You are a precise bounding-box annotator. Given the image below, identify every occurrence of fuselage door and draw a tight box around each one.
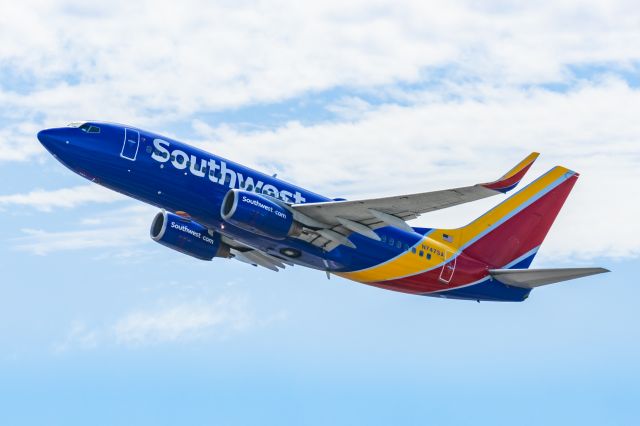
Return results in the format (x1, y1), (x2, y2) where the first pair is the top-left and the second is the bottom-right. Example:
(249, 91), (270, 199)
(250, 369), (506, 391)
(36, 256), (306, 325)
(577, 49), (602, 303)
(121, 128), (140, 161)
(438, 250), (457, 284)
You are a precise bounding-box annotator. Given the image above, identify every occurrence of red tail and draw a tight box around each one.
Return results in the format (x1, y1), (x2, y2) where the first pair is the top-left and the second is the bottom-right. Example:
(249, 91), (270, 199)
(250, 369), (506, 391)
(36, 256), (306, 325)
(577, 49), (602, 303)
(435, 166), (578, 268)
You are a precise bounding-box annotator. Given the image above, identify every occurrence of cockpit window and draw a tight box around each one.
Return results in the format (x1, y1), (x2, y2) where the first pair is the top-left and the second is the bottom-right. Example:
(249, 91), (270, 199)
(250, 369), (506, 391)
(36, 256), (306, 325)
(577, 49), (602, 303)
(79, 123), (101, 133)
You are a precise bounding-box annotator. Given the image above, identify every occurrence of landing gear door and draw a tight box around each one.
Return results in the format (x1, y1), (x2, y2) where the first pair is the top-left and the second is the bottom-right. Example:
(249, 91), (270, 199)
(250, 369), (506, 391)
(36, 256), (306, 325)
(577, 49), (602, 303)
(121, 128), (140, 161)
(438, 250), (457, 284)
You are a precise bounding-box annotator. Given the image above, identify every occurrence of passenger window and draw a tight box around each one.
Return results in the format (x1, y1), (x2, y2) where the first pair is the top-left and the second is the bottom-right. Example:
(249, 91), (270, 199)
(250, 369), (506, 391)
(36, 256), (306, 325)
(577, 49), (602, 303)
(247, 185), (253, 191)
(411, 247), (416, 254)
(389, 237), (395, 246)
(419, 250), (424, 257)
(396, 240), (402, 249)
(381, 235), (387, 243)
(426, 253), (432, 260)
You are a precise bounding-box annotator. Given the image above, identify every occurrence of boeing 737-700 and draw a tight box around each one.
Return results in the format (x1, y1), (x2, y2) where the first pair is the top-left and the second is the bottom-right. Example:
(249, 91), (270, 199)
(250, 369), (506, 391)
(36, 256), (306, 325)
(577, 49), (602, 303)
(37, 122), (608, 302)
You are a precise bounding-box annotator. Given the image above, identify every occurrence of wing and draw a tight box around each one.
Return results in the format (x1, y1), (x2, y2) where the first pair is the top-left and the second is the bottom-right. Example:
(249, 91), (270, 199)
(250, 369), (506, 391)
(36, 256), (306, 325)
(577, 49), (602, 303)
(291, 152), (539, 248)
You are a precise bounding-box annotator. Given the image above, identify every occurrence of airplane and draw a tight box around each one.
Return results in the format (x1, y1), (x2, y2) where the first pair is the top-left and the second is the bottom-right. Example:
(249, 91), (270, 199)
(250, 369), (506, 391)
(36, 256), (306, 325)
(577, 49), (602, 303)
(37, 121), (609, 302)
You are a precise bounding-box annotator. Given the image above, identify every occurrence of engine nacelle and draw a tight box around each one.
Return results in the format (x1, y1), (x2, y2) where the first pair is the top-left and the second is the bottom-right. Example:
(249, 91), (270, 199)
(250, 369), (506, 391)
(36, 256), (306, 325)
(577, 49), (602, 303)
(150, 210), (230, 260)
(221, 189), (301, 239)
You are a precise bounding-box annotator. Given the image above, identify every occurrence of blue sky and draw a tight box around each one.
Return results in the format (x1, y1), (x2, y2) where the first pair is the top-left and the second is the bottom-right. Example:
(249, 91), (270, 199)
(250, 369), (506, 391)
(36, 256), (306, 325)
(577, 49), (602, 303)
(1, 1), (639, 425)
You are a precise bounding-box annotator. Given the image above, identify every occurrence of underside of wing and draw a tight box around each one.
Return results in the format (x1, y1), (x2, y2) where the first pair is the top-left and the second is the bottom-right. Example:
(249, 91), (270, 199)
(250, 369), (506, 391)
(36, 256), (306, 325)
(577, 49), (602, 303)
(220, 235), (293, 272)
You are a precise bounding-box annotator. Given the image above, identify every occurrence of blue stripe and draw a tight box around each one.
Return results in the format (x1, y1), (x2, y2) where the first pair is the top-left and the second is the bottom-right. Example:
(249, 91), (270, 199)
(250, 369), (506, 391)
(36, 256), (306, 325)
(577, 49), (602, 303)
(492, 181), (519, 193)
(504, 246), (539, 269)
(426, 279), (531, 302)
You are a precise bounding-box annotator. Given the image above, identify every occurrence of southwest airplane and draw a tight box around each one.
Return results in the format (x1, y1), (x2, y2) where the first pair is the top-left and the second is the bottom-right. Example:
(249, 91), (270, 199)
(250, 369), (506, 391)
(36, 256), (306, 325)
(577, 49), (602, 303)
(37, 122), (608, 302)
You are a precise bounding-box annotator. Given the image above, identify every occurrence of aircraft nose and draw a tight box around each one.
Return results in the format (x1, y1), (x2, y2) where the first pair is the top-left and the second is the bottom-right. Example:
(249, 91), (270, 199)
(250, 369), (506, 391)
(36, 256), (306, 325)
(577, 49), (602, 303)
(38, 129), (54, 148)
(37, 128), (65, 153)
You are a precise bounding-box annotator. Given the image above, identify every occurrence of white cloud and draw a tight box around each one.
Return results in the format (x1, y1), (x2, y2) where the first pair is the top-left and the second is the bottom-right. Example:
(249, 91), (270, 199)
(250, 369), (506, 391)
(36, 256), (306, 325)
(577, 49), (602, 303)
(112, 296), (254, 345)
(12, 204), (155, 255)
(0, 122), (45, 162)
(53, 320), (99, 353)
(0, 184), (125, 211)
(53, 294), (286, 351)
(2, 0), (640, 160)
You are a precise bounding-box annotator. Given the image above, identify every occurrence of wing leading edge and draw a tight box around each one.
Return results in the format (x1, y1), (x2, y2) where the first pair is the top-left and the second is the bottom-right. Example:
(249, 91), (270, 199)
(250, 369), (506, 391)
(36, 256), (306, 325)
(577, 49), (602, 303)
(292, 152), (540, 229)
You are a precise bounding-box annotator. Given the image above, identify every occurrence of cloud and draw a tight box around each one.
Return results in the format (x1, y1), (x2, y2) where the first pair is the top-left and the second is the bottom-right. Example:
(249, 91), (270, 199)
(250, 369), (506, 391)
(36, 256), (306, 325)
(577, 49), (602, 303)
(0, 122), (45, 162)
(53, 294), (286, 351)
(112, 296), (255, 345)
(2, 1), (640, 160)
(12, 204), (155, 255)
(0, 184), (125, 212)
(53, 320), (99, 353)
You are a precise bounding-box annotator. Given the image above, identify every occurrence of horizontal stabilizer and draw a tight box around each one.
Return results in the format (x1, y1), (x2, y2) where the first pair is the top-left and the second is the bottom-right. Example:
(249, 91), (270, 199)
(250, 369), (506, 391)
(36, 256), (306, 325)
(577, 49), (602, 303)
(489, 267), (609, 289)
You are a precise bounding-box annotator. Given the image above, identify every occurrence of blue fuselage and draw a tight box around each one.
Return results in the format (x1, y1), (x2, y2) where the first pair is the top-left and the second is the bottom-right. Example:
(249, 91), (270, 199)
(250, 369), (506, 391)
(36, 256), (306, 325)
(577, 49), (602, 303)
(37, 122), (421, 273)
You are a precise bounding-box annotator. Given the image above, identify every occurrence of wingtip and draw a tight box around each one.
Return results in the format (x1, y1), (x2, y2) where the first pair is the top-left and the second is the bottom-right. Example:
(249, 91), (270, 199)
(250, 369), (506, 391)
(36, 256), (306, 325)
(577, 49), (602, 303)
(504, 152), (540, 179)
(481, 152), (540, 193)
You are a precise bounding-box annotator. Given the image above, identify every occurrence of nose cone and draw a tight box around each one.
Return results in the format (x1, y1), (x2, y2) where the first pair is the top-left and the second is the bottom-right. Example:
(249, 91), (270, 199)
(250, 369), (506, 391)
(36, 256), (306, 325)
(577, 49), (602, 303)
(38, 127), (69, 156)
(38, 128), (57, 151)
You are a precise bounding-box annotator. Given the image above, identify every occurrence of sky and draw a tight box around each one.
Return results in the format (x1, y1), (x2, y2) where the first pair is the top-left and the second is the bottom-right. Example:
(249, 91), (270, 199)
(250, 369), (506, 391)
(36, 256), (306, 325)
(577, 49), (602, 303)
(0, 1), (639, 425)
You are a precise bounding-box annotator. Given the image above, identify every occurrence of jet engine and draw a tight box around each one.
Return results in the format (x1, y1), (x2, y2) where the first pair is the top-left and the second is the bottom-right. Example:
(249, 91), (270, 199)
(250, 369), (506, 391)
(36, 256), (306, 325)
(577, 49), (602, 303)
(150, 210), (230, 260)
(221, 189), (302, 239)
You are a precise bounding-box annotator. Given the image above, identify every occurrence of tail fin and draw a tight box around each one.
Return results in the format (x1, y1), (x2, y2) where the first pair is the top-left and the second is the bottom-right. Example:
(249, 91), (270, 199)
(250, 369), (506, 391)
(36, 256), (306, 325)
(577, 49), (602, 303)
(434, 166), (578, 268)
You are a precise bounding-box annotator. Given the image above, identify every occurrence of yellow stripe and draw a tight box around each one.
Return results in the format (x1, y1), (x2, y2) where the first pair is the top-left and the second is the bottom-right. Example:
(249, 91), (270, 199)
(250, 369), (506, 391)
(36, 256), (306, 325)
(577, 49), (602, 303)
(499, 152), (539, 180)
(339, 166), (570, 284)
(335, 236), (451, 283)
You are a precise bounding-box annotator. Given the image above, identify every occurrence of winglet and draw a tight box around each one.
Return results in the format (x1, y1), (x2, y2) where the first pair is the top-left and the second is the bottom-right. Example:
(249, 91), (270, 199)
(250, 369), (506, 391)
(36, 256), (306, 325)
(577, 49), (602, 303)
(481, 152), (540, 193)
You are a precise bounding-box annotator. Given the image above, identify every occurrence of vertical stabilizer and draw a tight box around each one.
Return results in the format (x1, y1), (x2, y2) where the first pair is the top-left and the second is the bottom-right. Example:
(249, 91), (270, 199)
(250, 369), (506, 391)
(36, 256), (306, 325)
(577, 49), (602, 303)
(433, 166), (578, 268)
